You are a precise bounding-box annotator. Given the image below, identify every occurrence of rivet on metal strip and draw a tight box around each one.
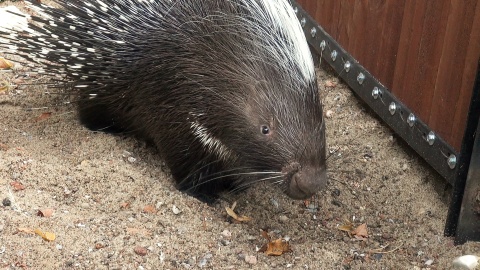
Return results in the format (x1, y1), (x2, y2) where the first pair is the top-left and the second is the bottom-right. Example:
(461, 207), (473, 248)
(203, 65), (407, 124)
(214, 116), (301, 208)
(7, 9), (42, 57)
(344, 61), (351, 72)
(407, 113), (416, 127)
(372, 87), (382, 99)
(389, 102), (396, 115)
(427, 131), (436, 145)
(331, 50), (338, 61)
(357, 72), (365, 84)
(447, 154), (457, 169)
(320, 40), (326, 51)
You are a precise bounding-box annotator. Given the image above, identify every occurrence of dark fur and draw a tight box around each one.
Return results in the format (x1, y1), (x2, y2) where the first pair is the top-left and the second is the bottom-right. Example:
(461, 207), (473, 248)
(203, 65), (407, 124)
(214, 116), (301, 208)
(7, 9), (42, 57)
(1, 0), (327, 200)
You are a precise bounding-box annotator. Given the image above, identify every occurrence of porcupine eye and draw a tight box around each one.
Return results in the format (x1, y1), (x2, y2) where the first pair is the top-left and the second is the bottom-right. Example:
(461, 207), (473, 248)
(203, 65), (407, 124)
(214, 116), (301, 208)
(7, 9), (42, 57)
(260, 125), (270, 135)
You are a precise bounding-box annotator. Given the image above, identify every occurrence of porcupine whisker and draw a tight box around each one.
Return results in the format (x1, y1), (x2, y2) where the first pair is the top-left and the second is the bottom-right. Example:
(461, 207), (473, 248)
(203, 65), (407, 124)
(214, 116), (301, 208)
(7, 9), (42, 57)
(225, 174), (285, 196)
(186, 170), (283, 192)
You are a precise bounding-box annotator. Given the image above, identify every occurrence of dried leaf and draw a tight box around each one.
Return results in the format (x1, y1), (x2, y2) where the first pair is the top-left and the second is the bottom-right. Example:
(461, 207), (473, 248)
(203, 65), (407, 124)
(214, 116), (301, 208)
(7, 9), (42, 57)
(10, 181), (25, 191)
(17, 227), (35, 234)
(0, 80), (9, 93)
(352, 223), (368, 238)
(260, 229), (270, 241)
(37, 208), (54, 218)
(0, 57), (14, 69)
(142, 205), (156, 213)
(34, 228), (56, 241)
(120, 202), (130, 209)
(225, 201), (251, 222)
(338, 221), (353, 232)
(264, 238), (291, 256)
(35, 112), (52, 122)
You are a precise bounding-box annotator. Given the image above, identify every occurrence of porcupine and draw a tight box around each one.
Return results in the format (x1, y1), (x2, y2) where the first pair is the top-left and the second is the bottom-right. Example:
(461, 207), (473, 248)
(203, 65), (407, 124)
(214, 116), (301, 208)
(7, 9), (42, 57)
(0, 0), (327, 201)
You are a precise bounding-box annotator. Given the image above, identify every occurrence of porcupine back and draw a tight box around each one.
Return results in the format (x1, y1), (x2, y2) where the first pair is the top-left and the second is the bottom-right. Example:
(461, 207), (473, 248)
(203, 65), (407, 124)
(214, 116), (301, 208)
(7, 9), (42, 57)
(0, 0), (327, 201)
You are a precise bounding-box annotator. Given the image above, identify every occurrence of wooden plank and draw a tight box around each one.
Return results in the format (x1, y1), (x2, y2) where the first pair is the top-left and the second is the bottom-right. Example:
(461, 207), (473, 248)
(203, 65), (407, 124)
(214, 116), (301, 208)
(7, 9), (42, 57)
(373, 0), (406, 89)
(448, 0), (480, 150)
(296, 0), (479, 151)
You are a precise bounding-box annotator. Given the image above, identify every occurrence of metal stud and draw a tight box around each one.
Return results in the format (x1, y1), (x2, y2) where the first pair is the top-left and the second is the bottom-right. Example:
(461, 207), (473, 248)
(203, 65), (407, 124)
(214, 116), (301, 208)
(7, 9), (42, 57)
(357, 73), (365, 85)
(388, 102), (396, 115)
(407, 113), (416, 127)
(320, 40), (326, 51)
(310, 27), (317, 37)
(372, 87), (382, 99)
(300, 18), (306, 27)
(427, 131), (435, 145)
(331, 50), (338, 61)
(344, 61), (351, 72)
(293, 6), (299, 14)
(447, 154), (457, 169)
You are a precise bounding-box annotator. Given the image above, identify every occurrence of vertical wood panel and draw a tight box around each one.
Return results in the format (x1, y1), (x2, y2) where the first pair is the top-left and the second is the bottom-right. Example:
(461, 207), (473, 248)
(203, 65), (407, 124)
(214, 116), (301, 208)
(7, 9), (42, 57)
(297, 0), (480, 151)
(392, 0), (428, 118)
(373, 0), (406, 88)
(451, 1), (480, 148)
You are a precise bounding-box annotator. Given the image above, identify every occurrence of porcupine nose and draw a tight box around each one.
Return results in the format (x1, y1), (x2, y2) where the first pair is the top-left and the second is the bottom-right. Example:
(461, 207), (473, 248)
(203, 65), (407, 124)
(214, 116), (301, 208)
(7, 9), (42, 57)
(286, 165), (327, 200)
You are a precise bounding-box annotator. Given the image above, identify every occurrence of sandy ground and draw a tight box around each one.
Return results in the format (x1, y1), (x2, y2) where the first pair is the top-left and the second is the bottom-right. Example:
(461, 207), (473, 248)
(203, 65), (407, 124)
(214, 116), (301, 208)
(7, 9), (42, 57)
(1, 2), (480, 270)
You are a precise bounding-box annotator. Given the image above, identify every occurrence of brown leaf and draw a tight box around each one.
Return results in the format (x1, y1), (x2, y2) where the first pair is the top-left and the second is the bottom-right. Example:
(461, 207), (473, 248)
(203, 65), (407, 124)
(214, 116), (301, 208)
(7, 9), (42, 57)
(260, 229), (270, 241)
(264, 238), (291, 256)
(35, 112), (52, 122)
(10, 181), (25, 191)
(225, 201), (251, 222)
(37, 208), (54, 218)
(0, 80), (9, 93)
(352, 223), (368, 238)
(0, 57), (14, 69)
(34, 228), (56, 241)
(142, 205), (156, 213)
(338, 221), (353, 232)
(120, 202), (130, 209)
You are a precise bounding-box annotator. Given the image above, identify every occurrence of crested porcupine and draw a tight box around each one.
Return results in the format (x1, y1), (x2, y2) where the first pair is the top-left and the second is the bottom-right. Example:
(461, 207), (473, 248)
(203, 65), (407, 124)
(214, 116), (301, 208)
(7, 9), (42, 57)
(0, 0), (327, 201)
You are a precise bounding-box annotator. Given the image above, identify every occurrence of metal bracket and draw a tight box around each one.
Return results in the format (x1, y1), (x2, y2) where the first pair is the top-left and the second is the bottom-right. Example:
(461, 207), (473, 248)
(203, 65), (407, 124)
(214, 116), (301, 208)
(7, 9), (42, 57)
(291, 2), (458, 185)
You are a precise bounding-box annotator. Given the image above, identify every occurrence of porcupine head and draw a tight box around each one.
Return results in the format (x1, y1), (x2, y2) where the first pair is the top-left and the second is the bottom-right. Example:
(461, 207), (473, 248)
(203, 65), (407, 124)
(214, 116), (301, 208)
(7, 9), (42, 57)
(1, 0), (327, 201)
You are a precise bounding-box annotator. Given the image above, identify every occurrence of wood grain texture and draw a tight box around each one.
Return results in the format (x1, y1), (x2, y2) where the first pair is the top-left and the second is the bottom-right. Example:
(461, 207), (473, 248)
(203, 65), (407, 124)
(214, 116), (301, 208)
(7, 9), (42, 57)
(297, 0), (480, 151)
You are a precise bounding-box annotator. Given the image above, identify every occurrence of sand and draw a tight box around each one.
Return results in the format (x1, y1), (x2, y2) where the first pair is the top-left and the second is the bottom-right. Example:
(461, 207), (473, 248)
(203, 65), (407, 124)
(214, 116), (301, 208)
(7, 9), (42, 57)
(1, 2), (480, 269)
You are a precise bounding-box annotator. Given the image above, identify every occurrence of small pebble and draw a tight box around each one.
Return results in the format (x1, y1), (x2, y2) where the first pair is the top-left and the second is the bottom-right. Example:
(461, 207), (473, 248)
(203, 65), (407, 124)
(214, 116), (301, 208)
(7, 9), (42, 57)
(221, 229), (232, 238)
(325, 110), (334, 118)
(453, 255), (479, 270)
(81, 202), (90, 208)
(172, 205), (181, 215)
(425, 259), (434, 266)
(244, 255), (257, 265)
(127, 156), (136, 163)
(2, 198), (11, 207)
(134, 246), (148, 256)
(279, 215), (288, 222)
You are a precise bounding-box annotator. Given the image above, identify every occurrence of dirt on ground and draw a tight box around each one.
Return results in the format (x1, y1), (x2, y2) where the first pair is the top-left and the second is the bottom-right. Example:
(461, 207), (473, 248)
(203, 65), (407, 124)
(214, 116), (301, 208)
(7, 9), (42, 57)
(1, 2), (480, 270)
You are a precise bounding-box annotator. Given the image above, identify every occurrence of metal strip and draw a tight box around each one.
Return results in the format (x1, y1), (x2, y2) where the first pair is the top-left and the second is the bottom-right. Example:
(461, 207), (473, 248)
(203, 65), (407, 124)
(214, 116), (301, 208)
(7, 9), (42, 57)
(291, 2), (459, 184)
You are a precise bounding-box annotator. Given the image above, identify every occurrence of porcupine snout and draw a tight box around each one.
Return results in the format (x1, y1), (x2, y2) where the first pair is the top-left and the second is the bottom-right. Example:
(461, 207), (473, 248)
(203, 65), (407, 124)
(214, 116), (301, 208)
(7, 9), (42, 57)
(284, 163), (327, 200)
